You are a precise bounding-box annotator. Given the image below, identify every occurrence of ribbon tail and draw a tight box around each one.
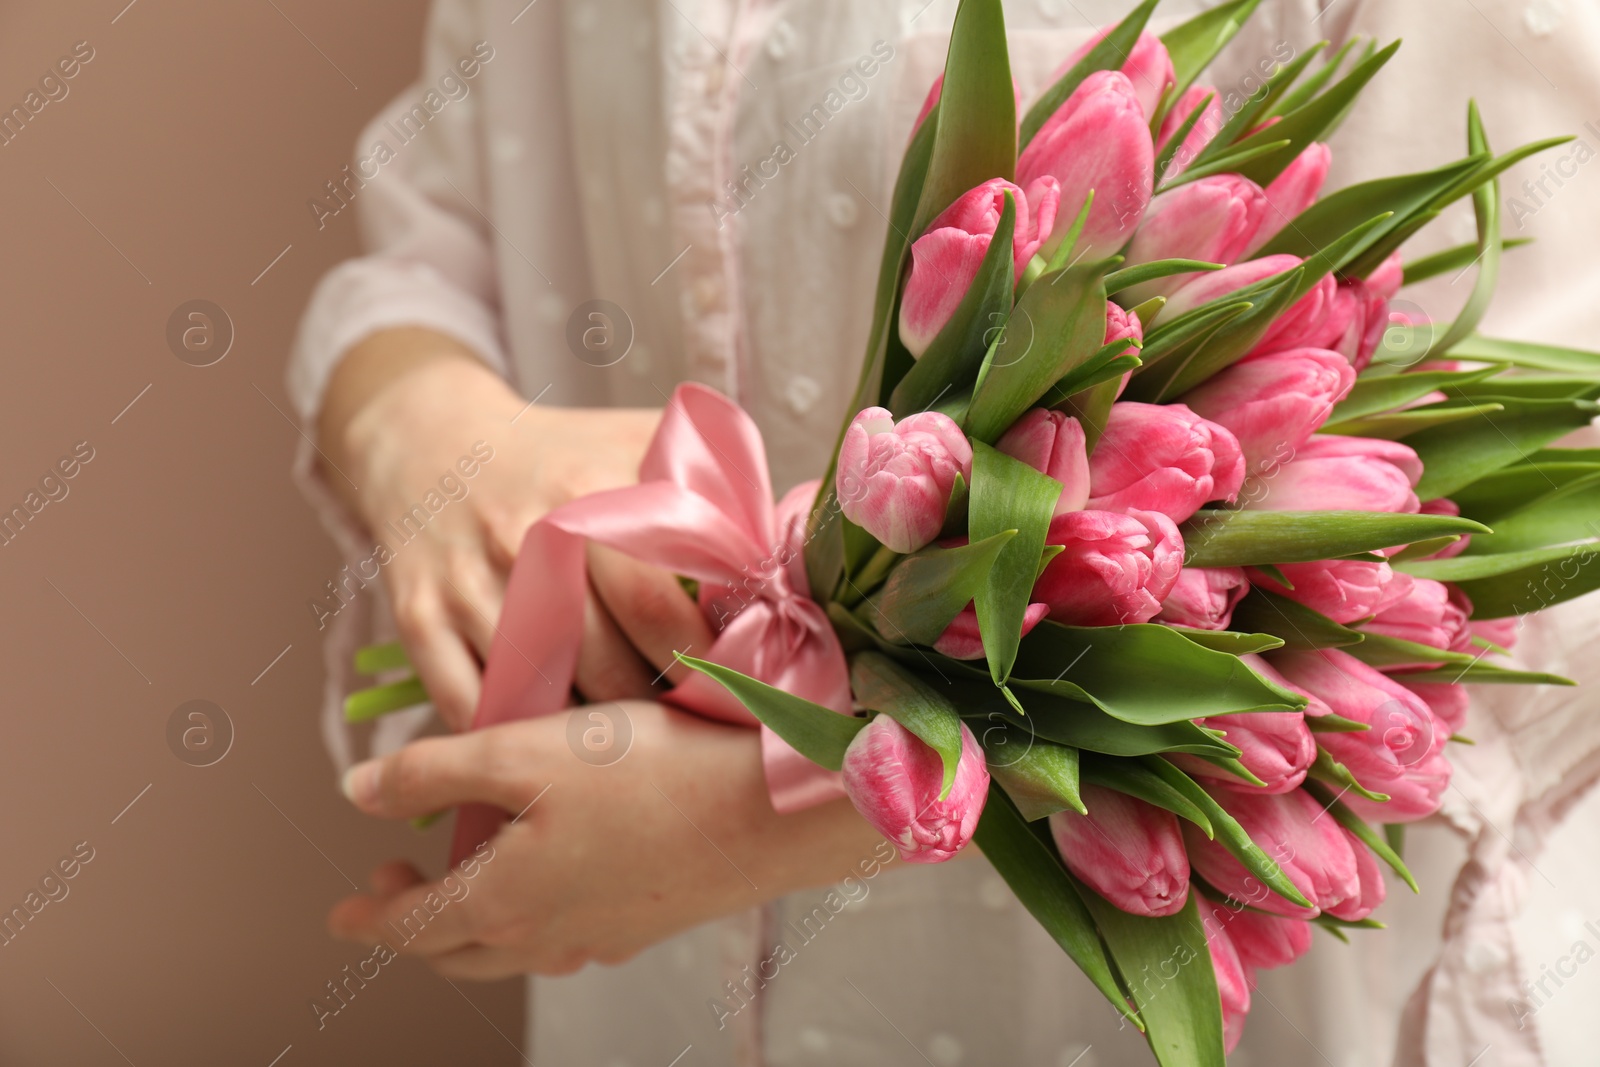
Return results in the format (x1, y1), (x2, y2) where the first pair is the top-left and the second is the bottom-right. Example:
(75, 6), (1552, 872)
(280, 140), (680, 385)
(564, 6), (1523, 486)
(449, 520), (586, 867)
(762, 725), (847, 812)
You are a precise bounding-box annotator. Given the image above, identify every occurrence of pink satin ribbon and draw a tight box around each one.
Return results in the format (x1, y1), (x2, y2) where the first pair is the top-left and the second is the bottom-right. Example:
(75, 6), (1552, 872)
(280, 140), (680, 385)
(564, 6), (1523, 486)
(451, 383), (852, 865)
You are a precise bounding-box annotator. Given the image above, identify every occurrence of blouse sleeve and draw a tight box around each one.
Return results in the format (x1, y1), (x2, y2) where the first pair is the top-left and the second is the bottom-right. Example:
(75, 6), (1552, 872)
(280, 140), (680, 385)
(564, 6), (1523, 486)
(286, 0), (511, 424)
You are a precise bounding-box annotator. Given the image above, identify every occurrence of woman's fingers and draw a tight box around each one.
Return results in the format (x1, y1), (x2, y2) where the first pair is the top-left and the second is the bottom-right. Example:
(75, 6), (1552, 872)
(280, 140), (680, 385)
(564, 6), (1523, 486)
(439, 549), (506, 662)
(328, 878), (480, 955)
(587, 544), (715, 687)
(391, 582), (483, 732)
(341, 728), (540, 819)
(572, 585), (660, 703)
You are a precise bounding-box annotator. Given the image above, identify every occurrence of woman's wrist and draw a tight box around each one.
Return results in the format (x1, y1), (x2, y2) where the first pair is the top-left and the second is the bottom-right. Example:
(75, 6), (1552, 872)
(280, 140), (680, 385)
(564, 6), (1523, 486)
(317, 328), (509, 512)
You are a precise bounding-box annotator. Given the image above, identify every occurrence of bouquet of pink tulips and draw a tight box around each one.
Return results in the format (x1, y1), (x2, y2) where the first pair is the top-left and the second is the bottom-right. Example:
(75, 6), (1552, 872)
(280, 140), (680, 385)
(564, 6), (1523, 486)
(346, 0), (1600, 1060)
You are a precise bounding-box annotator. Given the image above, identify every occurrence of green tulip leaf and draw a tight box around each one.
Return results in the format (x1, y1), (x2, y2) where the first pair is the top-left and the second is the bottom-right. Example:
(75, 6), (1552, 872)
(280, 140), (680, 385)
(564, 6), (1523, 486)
(979, 724), (1086, 819)
(974, 786), (1139, 1027)
(890, 193), (1017, 416)
(909, 0), (1015, 238)
(969, 443), (1062, 686)
(1181, 509), (1489, 568)
(967, 260), (1114, 443)
(677, 655), (864, 770)
(866, 530), (1016, 645)
(1409, 398), (1600, 500)
(1073, 887), (1227, 1067)
(1080, 754), (1215, 836)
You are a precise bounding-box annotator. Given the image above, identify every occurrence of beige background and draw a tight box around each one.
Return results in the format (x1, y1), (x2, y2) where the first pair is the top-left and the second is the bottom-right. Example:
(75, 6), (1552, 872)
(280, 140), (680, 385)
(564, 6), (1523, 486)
(0, 1), (524, 1062)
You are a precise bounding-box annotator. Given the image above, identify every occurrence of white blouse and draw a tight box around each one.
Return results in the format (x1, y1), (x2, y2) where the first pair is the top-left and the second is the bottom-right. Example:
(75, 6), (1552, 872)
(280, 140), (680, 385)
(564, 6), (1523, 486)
(289, 0), (1600, 1063)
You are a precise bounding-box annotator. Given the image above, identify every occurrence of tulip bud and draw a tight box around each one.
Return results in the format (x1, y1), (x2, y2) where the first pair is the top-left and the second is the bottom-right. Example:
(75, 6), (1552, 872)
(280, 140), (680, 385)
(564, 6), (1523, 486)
(1122, 176), (1271, 303)
(1183, 786), (1376, 919)
(1179, 348), (1355, 478)
(1245, 434), (1422, 514)
(1472, 616), (1521, 652)
(1050, 785), (1190, 917)
(842, 716), (990, 863)
(1088, 402), (1246, 523)
(1156, 566), (1249, 631)
(1162, 255), (1301, 323)
(1017, 71), (1154, 261)
(899, 177), (1062, 357)
(1157, 85), (1223, 179)
(1171, 654), (1323, 792)
(1200, 910), (1252, 1053)
(1350, 252), (1407, 370)
(934, 601), (1050, 660)
(1053, 30), (1176, 119)
(1035, 508), (1184, 626)
(1242, 143), (1332, 255)
(1397, 679), (1469, 734)
(1104, 300), (1144, 397)
(1249, 559), (1413, 625)
(1217, 908), (1313, 971)
(1251, 273), (1343, 357)
(836, 408), (973, 553)
(1271, 648), (1451, 822)
(1176, 709), (1315, 795)
(1360, 578), (1474, 656)
(996, 409), (1090, 516)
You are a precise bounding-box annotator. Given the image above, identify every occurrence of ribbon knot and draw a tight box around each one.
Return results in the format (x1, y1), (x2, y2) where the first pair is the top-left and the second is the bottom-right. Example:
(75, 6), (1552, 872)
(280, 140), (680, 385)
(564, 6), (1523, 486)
(451, 384), (852, 863)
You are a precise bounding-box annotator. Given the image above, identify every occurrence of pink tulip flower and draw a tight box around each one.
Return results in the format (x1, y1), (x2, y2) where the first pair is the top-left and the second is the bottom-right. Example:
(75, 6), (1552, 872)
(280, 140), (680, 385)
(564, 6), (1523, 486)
(933, 601), (1050, 660)
(1104, 299), (1144, 397)
(1035, 508), (1184, 626)
(1219, 908), (1314, 971)
(1201, 910), (1252, 1053)
(1050, 785), (1190, 917)
(1251, 273), (1342, 356)
(842, 715), (989, 863)
(836, 408), (972, 553)
(1323, 251), (1406, 370)
(1172, 653), (1328, 792)
(1175, 710), (1315, 795)
(1248, 559), (1413, 625)
(1360, 578), (1474, 655)
(1017, 71), (1154, 261)
(1271, 648), (1451, 822)
(1246, 434), (1423, 514)
(1179, 347), (1356, 478)
(1161, 255), (1301, 323)
(1184, 786), (1380, 919)
(1087, 403), (1246, 523)
(1399, 679), (1470, 734)
(1053, 29), (1176, 120)
(1472, 616), (1521, 652)
(1157, 85), (1223, 179)
(1155, 566), (1249, 631)
(899, 177), (1062, 357)
(996, 409), (1091, 516)
(1242, 143), (1333, 255)
(1122, 175), (1271, 303)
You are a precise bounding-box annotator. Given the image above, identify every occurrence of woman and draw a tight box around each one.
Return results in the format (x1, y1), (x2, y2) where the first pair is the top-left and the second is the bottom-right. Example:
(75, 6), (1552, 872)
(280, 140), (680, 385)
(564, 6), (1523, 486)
(291, 0), (1600, 1062)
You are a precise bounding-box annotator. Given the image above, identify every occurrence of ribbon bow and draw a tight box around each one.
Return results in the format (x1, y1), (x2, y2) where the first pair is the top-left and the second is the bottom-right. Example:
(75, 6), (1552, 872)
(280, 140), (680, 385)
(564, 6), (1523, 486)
(452, 384), (851, 863)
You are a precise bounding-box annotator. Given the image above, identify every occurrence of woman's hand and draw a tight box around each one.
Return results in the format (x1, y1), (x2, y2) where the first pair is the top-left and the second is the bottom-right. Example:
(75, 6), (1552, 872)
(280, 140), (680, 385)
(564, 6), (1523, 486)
(328, 702), (888, 977)
(317, 328), (711, 728)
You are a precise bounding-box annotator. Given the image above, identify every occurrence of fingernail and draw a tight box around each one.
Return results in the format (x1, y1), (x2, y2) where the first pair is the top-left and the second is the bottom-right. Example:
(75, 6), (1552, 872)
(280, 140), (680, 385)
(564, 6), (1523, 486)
(342, 760), (379, 808)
